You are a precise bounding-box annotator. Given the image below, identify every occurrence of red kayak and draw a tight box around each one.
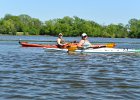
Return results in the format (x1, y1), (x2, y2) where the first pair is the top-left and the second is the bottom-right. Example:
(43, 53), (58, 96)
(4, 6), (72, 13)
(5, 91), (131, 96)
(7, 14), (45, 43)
(19, 41), (78, 48)
(19, 41), (58, 48)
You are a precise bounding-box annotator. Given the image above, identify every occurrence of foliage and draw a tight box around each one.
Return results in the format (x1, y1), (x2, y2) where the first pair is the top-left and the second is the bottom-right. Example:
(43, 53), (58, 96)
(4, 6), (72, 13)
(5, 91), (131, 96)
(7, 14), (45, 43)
(128, 19), (140, 38)
(0, 14), (140, 38)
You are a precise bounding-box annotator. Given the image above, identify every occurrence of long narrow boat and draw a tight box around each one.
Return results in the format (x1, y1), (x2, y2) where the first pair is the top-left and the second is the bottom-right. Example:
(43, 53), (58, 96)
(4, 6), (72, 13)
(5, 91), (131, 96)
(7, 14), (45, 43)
(74, 48), (140, 53)
(19, 41), (58, 48)
(19, 41), (78, 48)
(44, 47), (140, 53)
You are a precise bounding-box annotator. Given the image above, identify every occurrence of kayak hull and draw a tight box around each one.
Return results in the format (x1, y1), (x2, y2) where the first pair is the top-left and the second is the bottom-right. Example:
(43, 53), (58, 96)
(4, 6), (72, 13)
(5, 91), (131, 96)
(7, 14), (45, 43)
(44, 48), (140, 53)
(19, 41), (78, 48)
(45, 48), (68, 52)
(19, 41), (58, 48)
(75, 48), (140, 53)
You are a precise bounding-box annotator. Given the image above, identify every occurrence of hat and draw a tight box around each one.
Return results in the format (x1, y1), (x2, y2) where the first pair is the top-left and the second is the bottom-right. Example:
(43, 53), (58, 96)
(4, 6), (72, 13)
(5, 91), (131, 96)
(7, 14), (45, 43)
(59, 33), (63, 36)
(82, 33), (87, 37)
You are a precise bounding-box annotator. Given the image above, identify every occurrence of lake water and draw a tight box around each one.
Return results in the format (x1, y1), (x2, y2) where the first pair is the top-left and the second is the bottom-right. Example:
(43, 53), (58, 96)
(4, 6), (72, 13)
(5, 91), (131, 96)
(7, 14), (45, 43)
(0, 36), (140, 100)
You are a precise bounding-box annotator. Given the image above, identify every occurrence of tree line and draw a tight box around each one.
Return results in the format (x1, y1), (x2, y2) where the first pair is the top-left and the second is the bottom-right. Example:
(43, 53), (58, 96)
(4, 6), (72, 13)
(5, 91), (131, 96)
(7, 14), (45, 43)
(0, 14), (140, 38)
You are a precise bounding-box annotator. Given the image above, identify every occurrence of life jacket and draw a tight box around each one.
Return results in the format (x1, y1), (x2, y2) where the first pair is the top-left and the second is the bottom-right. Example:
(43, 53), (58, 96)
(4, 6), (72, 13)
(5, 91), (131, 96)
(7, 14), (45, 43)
(82, 40), (91, 48)
(57, 38), (65, 48)
(60, 39), (65, 44)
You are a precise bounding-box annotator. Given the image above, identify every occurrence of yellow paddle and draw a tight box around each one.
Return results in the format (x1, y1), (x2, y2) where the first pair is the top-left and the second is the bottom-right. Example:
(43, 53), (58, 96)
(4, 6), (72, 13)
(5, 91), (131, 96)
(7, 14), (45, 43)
(104, 43), (116, 48)
(67, 43), (116, 52)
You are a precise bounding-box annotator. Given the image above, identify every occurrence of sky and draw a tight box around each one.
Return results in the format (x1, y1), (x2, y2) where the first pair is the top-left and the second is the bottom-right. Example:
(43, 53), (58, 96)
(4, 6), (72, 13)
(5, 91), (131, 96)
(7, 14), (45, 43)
(0, 0), (140, 25)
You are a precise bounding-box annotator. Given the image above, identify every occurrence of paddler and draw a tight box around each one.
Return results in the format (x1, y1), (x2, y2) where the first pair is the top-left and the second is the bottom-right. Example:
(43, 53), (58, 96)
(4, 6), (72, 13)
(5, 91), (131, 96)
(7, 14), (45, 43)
(78, 33), (104, 49)
(57, 33), (67, 48)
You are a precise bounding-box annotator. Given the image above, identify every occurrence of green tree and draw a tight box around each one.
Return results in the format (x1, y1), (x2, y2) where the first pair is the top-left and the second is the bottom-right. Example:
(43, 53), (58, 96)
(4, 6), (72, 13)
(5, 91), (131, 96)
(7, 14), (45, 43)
(128, 18), (140, 38)
(0, 19), (16, 35)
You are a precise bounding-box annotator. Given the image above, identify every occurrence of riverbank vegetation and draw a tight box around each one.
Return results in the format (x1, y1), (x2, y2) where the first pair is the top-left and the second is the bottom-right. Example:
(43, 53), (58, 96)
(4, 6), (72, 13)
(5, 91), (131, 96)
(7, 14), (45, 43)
(0, 14), (140, 38)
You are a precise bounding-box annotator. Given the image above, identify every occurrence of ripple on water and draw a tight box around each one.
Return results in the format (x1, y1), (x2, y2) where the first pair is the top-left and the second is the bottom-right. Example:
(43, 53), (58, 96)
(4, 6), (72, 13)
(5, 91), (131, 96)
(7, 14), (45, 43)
(0, 42), (140, 99)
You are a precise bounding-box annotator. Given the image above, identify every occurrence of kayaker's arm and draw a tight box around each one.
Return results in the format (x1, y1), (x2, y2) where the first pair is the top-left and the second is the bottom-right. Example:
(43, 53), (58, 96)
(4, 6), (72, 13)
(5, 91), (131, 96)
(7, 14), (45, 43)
(77, 40), (84, 48)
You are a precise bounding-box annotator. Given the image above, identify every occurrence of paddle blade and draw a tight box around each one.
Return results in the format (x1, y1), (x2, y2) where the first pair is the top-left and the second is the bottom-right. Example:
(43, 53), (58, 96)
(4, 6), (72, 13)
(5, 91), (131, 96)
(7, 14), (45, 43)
(66, 43), (78, 52)
(67, 46), (77, 51)
(105, 43), (116, 48)
(68, 47), (77, 51)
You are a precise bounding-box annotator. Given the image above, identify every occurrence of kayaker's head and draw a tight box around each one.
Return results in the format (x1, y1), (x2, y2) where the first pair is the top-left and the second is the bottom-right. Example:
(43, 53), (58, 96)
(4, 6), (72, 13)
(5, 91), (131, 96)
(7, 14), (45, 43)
(81, 33), (87, 39)
(58, 33), (63, 38)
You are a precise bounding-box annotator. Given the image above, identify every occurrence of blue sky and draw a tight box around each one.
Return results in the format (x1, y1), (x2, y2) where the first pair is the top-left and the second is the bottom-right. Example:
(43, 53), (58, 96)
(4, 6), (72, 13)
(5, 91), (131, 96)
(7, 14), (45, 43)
(0, 0), (140, 25)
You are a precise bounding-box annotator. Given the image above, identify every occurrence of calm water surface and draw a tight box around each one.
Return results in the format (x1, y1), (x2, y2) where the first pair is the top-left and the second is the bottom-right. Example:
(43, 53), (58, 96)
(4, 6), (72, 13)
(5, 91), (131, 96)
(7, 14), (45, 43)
(0, 36), (140, 100)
